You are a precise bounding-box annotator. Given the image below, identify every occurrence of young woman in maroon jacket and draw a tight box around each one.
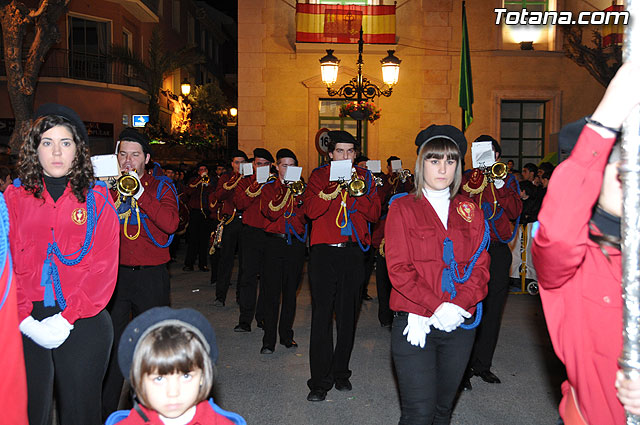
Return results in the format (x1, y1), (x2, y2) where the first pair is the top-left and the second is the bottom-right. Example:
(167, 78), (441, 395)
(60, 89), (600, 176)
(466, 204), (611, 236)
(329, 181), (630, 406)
(5, 104), (119, 425)
(385, 125), (489, 425)
(532, 62), (640, 425)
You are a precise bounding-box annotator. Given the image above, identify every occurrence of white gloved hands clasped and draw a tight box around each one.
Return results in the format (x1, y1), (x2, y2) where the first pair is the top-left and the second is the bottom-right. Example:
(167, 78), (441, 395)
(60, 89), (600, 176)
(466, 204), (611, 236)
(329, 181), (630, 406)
(129, 170), (145, 200)
(20, 314), (74, 349)
(403, 313), (431, 348)
(429, 302), (471, 333)
(493, 179), (505, 189)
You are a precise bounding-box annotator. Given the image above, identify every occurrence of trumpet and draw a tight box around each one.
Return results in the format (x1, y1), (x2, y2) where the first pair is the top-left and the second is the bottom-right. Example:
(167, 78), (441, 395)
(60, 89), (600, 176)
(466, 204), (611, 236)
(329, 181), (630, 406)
(340, 169), (367, 197)
(201, 174), (210, 185)
(116, 171), (140, 197)
(399, 169), (413, 184)
(482, 162), (507, 182)
(287, 180), (306, 197)
(373, 175), (384, 187)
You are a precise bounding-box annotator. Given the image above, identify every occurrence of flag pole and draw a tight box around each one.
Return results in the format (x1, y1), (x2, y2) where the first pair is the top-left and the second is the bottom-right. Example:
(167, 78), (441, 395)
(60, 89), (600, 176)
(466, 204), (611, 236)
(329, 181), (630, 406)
(619, 0), (640, 423)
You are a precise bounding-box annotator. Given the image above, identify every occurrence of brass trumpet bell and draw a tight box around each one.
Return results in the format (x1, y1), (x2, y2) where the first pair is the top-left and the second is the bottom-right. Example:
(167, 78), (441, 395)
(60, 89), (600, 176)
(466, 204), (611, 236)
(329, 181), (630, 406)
(346, 172), (367, 197)
(288, 180), (306, 196)
(117, 172), (139, 197)
(488, 162), (507, 181)
(202, 175), (210, 184)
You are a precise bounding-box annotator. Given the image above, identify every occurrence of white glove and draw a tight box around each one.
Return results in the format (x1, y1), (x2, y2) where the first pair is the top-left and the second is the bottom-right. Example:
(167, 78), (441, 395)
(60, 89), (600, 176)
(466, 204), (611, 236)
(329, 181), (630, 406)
(129, 170), (145, 200)
(493, 179), (505, 189)
(20, 314), (73, 349)
(403, 313), (431, 348)
(430, 302), (471, 333)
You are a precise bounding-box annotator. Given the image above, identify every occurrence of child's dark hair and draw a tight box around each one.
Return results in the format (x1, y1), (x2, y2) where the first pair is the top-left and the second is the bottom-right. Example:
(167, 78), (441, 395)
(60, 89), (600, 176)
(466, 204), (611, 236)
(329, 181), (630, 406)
(130, 324), (215, 407)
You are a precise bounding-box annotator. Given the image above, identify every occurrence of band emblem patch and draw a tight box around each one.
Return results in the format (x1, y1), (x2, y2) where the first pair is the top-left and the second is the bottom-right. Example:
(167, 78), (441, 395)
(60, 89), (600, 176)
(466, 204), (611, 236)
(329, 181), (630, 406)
(72, 208), (87, 225)
(457, 201), (475, 223)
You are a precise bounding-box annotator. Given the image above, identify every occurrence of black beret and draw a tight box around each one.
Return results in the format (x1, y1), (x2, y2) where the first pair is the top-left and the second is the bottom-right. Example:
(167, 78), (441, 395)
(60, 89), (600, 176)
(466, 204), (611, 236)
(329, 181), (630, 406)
(354, 155), (369, 164)
(118, 127), (152, 156)
(118, 307), (218, 382)
(558, 117), (587, 157)
(253, 148), (274, 163)
(276, 148), (297, 162)
(328, 130), (359, 149)
(414, 124), (467, 157)
(230, 150), (248, 161)
(34, 103), (88, 145)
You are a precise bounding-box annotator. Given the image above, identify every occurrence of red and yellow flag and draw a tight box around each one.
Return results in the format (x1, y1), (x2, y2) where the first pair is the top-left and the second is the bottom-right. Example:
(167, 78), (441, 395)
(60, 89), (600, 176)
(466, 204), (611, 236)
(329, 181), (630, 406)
(296, 4), (396, 44)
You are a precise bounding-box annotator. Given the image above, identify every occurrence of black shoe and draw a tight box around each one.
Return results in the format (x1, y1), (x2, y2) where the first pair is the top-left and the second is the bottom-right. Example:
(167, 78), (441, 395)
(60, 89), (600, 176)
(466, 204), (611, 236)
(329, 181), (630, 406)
(460, 376), (472, 391)
(182, 266), (194, 272)
(260, 346), (274, 354)
(213, 298), (225, 307)
(256, 320), (264, 330)
(380, 321), (392, 328)
(234, 324), (251, 333)
(475, 369), (501, 384)
(199, 266), (210, 272)
(307, 389), (327, 402)
(334, 379), (352, 392)
(362, 293), (373, 301)
(280, 339), (298, 348)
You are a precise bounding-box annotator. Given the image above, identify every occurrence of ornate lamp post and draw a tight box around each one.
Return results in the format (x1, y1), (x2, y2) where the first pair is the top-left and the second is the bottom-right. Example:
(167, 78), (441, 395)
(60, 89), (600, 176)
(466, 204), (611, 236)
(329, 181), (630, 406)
(319, 28), (400, 146)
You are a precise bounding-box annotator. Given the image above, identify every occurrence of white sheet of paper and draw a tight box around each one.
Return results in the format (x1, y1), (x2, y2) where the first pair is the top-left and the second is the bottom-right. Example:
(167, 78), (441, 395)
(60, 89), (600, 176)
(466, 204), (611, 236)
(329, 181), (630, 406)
(91, 154), (119, 178)
(329, 160), (352, 182)
(472, 141), (495, 169)
(242, 163), (253, 176)
(391, 159), (403, 172)
(284, 166), (302, 182)
(256, 165), (270, 183)
(366, 160), (381, 173)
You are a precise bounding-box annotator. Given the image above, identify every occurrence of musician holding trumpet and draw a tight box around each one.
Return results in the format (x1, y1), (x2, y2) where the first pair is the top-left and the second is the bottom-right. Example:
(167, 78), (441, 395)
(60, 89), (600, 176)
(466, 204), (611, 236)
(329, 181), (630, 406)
(459, 134), (522, 390)
(102, 128), (179, 419)
(304, 130), (381, 402)
(258, 148), (307, 354)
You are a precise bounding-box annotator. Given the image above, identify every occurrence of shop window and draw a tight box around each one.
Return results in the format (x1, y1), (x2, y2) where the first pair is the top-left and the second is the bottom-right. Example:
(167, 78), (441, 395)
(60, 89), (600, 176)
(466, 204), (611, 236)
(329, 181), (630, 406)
(500, 100), (545, 170)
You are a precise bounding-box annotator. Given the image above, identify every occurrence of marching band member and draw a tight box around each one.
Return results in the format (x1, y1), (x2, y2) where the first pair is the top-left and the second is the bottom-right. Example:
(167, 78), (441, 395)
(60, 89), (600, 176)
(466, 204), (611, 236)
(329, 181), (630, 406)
(459, 134), (522, 390)
(233, 148), (274, 332)
(210, 150), (248, 306)
(374, 156), (413, 327)
(258, 148), (307, 354)
(386, 125), (489, 425)
(304, 131), (381, 402)
(102, 128), (179, 419)
(533, 62), (640, 425)
(7, 104), (119, 425)
(183, 163), (214, 272)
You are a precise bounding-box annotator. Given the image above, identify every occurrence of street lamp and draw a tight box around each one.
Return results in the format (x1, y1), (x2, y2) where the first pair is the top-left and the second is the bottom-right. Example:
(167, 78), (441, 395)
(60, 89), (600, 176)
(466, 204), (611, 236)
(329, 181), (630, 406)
(319, 27), (400, 146)
(229, 107), (238, 118)
(180, 78), (191, 96)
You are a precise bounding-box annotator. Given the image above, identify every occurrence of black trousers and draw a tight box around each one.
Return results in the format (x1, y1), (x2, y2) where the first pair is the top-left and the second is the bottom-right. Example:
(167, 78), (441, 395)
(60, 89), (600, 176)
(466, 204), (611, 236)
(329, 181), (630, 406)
(24, 302), (113, 425)
(392, 314), (476, 425)
(214, 217), (243, 302)
(185, 209), (211, 268)
(307, 244), (364, 391)
(261, 235), (305, 349)
(237, 224), (266, 328)
(468, 242), (512, 373)
(102, 264), (170, 419)
(362, 249), (375, 297)
(209, 249), (220, 283)
(376, 251), (393, 326)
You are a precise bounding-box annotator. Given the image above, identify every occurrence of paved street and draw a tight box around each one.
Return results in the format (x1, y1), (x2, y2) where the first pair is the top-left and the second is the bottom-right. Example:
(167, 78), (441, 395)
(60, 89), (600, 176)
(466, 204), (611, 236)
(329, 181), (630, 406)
(167, 253), (565, 425)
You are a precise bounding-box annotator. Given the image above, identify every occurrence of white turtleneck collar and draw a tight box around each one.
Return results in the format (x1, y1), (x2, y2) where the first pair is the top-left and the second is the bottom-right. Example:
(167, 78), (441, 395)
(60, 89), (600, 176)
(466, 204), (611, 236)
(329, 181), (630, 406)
(422, 187), (450, 229)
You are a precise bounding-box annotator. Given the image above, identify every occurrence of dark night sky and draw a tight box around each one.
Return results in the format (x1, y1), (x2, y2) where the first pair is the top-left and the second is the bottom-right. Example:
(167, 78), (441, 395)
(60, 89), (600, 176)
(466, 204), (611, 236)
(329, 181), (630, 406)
(205, 0), (237, 20)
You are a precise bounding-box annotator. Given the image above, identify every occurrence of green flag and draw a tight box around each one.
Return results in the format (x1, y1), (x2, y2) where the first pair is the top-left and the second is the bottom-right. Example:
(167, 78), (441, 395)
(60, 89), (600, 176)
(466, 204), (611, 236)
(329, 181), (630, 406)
(459, 1), (474, 132)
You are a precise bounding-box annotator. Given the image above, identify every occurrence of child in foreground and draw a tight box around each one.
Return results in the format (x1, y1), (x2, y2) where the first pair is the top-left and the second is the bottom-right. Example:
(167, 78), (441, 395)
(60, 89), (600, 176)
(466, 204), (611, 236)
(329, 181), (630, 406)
(106, 306), (246, 425)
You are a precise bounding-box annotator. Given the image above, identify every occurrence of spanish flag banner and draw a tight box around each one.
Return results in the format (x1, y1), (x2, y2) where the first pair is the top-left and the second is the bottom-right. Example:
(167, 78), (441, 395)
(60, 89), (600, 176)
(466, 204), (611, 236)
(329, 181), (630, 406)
(296, 3), (396, 44)
(602, 3), (624, 48)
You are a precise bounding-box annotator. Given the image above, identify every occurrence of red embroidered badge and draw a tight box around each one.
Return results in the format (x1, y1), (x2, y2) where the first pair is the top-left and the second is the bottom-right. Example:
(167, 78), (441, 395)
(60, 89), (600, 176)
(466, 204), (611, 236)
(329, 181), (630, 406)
(457, 201), (475, 223)
(72, 208), (87, 225)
